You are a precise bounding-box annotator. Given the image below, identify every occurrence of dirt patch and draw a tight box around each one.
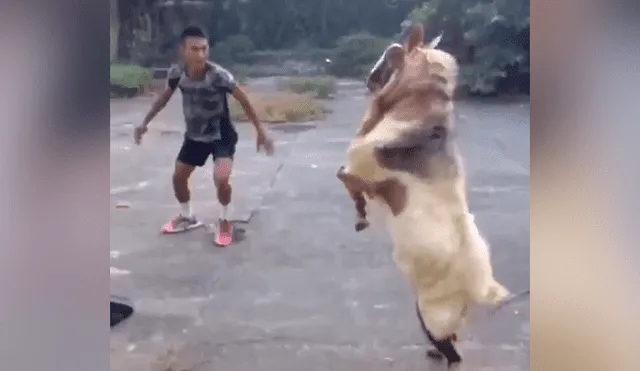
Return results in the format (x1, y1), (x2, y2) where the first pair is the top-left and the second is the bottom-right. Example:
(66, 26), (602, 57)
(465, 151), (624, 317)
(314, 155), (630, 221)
(229, 87), (328, 124)
(277, 76), (337, 99)
(269, 123), (316, 134)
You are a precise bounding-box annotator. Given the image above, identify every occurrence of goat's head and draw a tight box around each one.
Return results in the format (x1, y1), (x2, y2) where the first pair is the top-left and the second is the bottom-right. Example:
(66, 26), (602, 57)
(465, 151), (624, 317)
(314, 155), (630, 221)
(350, 23), (461, 182)
(366, 24), (449, 94)
(339, 24), (461, 219)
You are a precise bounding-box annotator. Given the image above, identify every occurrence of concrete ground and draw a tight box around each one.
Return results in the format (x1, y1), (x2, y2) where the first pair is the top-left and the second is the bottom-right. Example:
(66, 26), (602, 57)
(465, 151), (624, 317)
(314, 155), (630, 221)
(109, 80), (530, 371)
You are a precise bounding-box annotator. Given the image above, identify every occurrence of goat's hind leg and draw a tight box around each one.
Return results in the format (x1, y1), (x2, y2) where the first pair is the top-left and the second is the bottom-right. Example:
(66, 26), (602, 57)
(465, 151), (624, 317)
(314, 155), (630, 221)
(415, 302), (445, 361)
(415, 302), (462, 369)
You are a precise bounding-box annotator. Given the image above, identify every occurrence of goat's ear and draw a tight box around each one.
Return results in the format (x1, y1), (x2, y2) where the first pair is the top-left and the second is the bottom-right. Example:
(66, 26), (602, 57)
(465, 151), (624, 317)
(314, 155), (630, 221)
(405, 23), (424, 52)
(426, 33), (443, 49)
(387, 45), (406, 69)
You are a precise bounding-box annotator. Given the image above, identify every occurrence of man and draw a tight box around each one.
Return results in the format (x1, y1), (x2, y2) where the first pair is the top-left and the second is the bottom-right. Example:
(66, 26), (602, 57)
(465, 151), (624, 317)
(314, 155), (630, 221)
(134, 25), (274, 246)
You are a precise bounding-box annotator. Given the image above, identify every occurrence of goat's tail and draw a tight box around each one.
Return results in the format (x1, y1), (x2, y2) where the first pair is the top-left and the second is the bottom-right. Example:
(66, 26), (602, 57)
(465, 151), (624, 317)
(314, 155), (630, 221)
(483, 279), (510, 306)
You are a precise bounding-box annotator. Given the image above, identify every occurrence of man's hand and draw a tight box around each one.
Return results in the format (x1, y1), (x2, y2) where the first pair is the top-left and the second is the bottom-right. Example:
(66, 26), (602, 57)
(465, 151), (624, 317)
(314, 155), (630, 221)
(134, 125), (148, 145)
(256, 130), (274, 155)
(135, 86), (175, 146)
(231, 86), (274, 155)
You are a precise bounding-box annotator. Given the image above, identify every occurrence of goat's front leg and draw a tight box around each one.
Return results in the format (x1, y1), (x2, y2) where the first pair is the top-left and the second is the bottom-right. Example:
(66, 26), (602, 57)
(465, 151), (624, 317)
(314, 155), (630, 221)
(350, 189), (370, 232)
(337, 166), (371, 232)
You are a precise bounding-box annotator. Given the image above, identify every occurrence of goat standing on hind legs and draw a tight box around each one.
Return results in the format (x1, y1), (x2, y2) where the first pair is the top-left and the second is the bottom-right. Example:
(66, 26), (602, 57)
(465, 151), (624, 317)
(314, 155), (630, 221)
(339, 23), (448, 232)
(337, 23), (510, 370)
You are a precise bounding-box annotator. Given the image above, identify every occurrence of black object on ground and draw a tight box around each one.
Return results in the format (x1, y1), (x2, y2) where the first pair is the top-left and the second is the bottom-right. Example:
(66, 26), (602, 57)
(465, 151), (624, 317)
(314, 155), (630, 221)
(110, 295), (134, 327)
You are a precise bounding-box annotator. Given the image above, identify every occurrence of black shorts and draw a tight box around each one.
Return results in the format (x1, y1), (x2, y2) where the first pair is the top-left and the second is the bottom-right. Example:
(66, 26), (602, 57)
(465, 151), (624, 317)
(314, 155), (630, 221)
(177, 132), (238, 167)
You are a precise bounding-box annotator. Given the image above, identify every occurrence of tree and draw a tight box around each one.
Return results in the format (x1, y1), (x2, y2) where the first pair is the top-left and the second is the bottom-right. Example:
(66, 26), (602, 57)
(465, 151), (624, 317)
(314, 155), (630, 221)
(112, 0), (530, 96)
(407, 0), (529, 95)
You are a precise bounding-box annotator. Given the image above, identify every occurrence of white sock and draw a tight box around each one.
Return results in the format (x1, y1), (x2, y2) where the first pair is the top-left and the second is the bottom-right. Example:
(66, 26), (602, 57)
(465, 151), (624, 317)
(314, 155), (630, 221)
(180, 202), (192, 217)
(219, 205), (229, 221)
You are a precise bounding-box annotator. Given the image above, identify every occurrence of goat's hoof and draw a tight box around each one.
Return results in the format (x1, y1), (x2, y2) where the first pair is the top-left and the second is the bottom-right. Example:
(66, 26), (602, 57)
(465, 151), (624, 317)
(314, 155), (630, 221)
(355, 220), (370, 232)
(426, 349), (444, 361)
(447, 361), (462, 371)
(336, 166), (346, 178)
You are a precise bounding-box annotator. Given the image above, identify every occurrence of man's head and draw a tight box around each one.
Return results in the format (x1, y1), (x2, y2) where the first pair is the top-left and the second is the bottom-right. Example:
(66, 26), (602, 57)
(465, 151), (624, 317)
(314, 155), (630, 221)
(179, 26), (209, 69)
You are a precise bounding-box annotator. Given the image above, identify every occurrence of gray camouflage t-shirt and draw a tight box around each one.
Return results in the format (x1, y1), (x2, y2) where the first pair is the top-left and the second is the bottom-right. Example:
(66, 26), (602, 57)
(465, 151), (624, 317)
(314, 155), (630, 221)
(167, 61), (237, 142)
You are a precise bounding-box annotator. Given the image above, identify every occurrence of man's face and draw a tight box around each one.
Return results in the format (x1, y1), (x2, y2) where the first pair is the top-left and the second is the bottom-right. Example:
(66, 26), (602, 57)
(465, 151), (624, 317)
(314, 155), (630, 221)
(181, 36), (209, 67)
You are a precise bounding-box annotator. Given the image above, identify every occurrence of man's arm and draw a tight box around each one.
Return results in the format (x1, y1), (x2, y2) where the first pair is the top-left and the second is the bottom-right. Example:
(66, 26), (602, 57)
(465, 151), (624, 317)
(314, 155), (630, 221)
(231, 86), (267, 135)
(141, 74), (179, 128)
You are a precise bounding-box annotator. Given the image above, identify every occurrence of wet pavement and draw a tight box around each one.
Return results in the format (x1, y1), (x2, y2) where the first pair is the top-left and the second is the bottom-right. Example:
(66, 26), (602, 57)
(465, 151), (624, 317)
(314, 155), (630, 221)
(109, 82), (530, 371)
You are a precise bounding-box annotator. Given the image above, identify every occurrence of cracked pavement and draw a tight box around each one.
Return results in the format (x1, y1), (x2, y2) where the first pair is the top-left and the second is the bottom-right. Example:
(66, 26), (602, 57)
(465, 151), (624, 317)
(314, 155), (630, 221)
(110, 81), (530, 371)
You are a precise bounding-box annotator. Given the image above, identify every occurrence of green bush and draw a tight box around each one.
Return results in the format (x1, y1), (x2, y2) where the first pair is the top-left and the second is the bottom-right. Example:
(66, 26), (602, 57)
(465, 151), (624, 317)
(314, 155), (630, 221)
(212, 34), (256, 64)
(211, 42), (234, 65)
(278, 76), (337, 99)
(225, 34), (256, 58)
(403, 0), (529, 96)
(326, 32), (391, 78)
(110, 64), (152, 98)
(459, 43), (527, 95)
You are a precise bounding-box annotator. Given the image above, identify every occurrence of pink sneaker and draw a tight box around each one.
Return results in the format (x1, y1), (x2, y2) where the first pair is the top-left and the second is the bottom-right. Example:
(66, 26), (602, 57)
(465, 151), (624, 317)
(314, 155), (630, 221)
(162, 215), (203, 234)
(214, 220), (234, 247)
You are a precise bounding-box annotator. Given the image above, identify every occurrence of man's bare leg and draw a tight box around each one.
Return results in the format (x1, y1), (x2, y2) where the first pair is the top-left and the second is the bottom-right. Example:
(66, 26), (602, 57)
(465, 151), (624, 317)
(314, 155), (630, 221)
(162, 160), (199, 233)
(174, 160), (196, 206)
(214, 158), (233, 235)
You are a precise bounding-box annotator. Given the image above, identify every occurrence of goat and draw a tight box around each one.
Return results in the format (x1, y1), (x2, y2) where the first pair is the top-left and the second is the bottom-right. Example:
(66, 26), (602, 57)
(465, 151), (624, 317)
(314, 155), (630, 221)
(337, 23), (510, 370)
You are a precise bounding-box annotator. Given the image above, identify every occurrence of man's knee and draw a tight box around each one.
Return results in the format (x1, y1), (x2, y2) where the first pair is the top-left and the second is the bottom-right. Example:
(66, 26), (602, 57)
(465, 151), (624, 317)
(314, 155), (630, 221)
(173, 174), (189, 191)
(214, 159), (233, 187)
(173, 170), (190, 185)
(214, 176), (230, 189)
(173, 162), (195, 184)
(214, 169), (230, 186)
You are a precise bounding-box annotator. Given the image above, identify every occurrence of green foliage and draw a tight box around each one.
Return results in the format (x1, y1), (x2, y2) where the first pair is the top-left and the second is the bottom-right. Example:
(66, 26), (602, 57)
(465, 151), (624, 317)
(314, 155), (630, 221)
(406, 0), (529, 95)
(110, 64), (152, 98)
(460, 41), (528, 94)
(327, 33), (391, 78)
(211, 34), (256, 64)
(211, 42), (234, 65)
(460, 0), (529, 94)
(278, 77), (337, 99)
(408, 1), (440, 25)
(225, 34), (256, 57)
(113, 0), (529, 96)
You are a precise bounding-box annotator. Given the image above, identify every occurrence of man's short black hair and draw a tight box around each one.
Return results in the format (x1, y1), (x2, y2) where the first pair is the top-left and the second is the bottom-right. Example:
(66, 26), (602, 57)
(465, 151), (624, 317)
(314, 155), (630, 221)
(180, 25), (208, 42)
